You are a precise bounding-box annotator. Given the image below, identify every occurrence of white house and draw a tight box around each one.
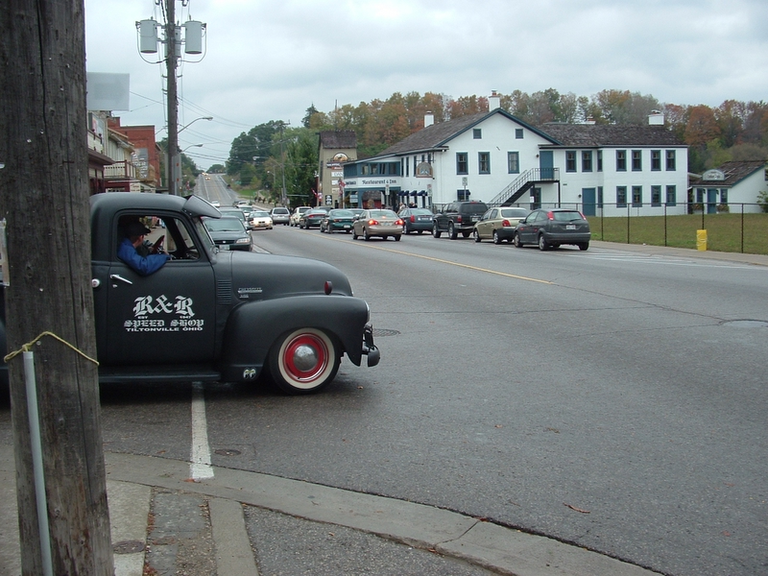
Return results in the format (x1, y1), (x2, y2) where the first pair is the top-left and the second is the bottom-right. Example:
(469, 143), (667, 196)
(689, 161), (767, 214)
(343, 99), (689, 216)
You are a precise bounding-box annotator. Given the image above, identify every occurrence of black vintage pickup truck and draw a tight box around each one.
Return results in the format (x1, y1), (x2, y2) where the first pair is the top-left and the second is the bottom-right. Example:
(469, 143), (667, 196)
(1, 193), (379, 394)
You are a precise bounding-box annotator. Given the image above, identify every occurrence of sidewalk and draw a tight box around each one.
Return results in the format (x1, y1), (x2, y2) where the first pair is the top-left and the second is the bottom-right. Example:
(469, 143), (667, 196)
(1, 447), (660, 576)
(590, 240), (768, 267)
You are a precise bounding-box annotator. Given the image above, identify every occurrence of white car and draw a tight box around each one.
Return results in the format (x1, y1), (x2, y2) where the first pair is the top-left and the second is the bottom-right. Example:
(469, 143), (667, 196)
(290, 206), (311, 226)
(249, 210), (273, 230)
(270, 206), (291, 226)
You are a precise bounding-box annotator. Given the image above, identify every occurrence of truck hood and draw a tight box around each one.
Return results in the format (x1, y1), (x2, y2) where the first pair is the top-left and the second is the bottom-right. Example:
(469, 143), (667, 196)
(216, 251), (355, 302)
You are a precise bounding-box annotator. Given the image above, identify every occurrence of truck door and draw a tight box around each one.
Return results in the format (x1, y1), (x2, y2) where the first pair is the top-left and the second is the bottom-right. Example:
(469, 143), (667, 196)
(100, 214), (216, 367)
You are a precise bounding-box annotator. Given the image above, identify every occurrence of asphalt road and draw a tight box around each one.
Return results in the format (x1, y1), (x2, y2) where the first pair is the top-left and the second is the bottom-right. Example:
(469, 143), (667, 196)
(196, 173), (239, 206)
(226, 224), (766, 576)
(4, 201), (764, 576)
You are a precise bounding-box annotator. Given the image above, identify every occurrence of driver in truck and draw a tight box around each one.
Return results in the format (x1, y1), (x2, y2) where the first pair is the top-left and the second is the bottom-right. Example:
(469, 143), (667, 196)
(117, 220), (170, 276)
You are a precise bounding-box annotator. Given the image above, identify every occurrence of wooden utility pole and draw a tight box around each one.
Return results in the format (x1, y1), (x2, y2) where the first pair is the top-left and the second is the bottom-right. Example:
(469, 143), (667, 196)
(166, 0), (179, 194)
(0, 1), (114, 574)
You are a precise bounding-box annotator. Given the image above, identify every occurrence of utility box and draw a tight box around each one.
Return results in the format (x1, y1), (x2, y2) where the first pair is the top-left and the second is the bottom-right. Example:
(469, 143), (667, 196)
(697, 229), (707, 251)
(138, 19), (158, 54)
(184, 21), (204, 54)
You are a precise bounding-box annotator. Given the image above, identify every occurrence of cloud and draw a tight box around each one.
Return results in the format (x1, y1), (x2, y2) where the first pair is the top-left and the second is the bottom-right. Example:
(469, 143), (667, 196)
(85, 0), (768, 168)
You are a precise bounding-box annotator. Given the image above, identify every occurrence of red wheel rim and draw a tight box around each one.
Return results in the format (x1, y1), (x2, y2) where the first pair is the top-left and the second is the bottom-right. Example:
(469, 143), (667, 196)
(282, 333), (329, 383)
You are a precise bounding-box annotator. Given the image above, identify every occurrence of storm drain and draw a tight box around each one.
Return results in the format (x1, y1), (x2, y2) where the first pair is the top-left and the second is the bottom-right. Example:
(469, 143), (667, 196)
(373, 328), (400, 337)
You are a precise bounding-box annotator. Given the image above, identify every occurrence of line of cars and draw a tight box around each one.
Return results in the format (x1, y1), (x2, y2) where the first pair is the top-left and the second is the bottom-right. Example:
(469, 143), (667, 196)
(202, 201), (285, 251)
(285, 201), (592, 251)
(296, 207), (405, 241)
(432, 201), (591, 250)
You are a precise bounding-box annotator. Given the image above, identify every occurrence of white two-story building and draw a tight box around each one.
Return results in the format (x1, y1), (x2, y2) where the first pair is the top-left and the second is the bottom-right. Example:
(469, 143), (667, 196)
(343, 97), (688, 216)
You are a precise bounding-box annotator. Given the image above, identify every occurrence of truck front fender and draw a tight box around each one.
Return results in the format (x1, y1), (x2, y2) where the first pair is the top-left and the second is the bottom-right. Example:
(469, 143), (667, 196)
(219, 294), (371, 382)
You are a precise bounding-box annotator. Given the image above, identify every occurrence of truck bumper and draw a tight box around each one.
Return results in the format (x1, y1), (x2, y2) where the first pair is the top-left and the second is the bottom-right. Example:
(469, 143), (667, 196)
(362, 323), (380, 367)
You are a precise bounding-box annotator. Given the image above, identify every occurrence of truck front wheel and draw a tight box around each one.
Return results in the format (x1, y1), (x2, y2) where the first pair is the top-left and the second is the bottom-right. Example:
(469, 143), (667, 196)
(269, 328), (340, 394)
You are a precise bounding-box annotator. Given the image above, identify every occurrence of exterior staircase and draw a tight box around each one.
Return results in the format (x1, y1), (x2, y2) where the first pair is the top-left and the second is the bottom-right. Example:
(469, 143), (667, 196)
(488, 168), (560, 206)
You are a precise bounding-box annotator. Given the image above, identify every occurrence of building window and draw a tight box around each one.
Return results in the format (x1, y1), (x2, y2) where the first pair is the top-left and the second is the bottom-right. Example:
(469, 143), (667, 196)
(651, 150), (661, 171)
(566, 151), (577, 172)
(456, 152), (468, 175)
(458, 189), (471, 201)
(651, 185), (661, 207)
(507, 151), (520, 174)
(582, 151), (592, 172)
(405, 158), (409, 177)
(632, 185), (643, 207)
(473, 128), (482, 139)
(721, 188), (728, 204)
(666, 185), (677, 206)
(478, 152), (490, 174)
(666, 150), (676, 171)
(616, 150), (626, 171)
(617, 186), (627, 207)
(597, 150), (603, 172)
(515, 128), (524, 139)
(632, 150), (642, 171)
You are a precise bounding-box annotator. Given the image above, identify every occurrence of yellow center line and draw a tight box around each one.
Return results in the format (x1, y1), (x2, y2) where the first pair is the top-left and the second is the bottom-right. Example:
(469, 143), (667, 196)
(322, 234), (552, 284)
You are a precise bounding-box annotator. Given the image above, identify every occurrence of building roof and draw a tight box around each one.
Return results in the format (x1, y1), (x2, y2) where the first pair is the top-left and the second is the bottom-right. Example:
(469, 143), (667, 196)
(539, 123), (684, 147)
(319, 130), (357, 149)
(689, 160), (767, 187)
(375, 109), (557, 159)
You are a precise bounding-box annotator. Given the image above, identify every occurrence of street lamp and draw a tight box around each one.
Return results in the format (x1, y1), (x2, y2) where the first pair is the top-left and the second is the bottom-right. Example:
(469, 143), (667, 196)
(174, 144), (204, 193)
(179, 116), (212, 134)
(168, 118), (211, 195)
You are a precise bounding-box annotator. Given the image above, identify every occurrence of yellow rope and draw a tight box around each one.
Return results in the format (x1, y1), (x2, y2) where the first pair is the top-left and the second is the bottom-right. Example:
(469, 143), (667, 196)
(3, 331), (99, 366)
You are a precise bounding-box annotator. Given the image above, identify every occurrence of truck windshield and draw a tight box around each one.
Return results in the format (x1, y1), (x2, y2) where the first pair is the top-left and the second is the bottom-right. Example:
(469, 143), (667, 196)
(195, 217), (216, 252)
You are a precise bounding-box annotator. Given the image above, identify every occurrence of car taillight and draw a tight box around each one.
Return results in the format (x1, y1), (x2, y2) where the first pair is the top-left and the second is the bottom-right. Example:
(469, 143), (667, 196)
(502, 219), (511, 227)
(367, 219), (379, 225)
(409, 215), (415, 222)
(456, 215), (462, 223)
(396, 219), (404, 226)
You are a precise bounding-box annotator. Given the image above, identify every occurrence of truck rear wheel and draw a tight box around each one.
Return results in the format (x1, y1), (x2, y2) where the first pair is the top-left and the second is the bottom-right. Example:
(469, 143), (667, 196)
(269, 328), (340, 394)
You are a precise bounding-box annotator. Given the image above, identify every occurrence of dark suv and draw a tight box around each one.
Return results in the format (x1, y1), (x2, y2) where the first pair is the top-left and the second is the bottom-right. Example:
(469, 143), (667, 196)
(432, 201), (489, 239)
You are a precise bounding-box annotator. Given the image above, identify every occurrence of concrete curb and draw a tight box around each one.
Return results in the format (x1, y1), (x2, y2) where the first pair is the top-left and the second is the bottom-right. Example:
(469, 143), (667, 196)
(106, 452), (662, 576)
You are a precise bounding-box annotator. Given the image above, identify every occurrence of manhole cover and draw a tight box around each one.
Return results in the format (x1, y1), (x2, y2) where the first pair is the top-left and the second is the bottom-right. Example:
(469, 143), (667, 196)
(720, 319), (768, 329)
(113, 540), (145, 554)
(373, 328), (400, 337)
(214, 448), (242, 456)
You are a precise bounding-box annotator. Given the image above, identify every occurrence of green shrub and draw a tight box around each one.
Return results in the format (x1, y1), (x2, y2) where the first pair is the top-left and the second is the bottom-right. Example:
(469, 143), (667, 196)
(757, 191), (768, 213)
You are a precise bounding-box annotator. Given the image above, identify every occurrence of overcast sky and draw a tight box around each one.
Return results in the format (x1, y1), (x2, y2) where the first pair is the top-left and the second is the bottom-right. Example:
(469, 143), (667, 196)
(84, 0), (768, 169)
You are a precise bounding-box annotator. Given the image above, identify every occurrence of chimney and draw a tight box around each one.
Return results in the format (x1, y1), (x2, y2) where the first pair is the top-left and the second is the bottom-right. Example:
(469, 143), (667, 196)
(424, 111), (434, 128)
(648, 110), (664, 126)
(585, 116), (595, 125)
(489, 90), (501, 111)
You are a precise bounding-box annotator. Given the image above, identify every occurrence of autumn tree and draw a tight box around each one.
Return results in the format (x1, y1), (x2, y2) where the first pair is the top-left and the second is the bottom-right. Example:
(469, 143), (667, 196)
(446, 95), (488, 119)
(684, 105), (721, 148)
